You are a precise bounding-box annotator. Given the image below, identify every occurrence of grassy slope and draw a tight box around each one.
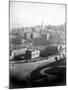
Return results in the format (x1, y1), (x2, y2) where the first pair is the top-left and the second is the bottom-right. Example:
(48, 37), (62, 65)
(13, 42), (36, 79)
(10, 57), (56, 80)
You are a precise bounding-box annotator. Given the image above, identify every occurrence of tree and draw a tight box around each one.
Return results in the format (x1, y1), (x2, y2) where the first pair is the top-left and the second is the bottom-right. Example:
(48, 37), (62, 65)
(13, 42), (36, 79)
(11, 36), (22, 45)
(30, 33), (33, 39)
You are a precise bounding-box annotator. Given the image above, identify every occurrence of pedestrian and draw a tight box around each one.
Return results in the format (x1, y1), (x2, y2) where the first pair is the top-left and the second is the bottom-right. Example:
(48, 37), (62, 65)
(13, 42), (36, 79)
(55, 56), (57, 61)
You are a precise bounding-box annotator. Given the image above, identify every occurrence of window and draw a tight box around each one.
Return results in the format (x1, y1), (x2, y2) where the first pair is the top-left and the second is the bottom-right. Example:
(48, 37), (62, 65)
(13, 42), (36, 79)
(33, 53), (35, 56)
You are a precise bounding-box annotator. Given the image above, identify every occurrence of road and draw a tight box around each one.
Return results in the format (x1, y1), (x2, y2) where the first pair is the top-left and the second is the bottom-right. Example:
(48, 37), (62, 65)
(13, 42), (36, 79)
(31, 58), (66, 86)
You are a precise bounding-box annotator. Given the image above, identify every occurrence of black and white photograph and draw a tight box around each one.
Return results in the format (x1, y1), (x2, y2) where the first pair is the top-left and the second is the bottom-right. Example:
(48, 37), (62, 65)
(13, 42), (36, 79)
(9, 1), (66, 89)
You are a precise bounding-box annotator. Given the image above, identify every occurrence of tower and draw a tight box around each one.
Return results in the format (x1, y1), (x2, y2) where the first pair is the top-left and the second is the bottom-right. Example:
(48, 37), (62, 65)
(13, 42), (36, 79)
(47, 33), (50, 40)
(41, 22), (44, 30)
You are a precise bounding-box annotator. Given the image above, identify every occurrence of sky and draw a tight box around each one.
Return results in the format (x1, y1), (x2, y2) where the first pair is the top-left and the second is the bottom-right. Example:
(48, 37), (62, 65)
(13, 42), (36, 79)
(10, 1), (65, 29)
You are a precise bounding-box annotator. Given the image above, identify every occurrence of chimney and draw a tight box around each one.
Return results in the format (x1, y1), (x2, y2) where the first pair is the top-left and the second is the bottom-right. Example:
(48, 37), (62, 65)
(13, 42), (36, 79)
(47, 33), (50, 40)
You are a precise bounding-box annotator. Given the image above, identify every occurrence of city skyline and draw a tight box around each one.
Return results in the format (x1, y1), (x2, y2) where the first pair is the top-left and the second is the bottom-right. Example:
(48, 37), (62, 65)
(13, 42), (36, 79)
(10, 2), (65, 30)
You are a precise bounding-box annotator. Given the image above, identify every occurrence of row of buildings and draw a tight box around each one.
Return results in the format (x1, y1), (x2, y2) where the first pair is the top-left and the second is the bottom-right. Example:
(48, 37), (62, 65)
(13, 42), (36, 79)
(10, 44), (65, 61)
(11, 46), (40, 60)
(11, 23), (58, 40)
